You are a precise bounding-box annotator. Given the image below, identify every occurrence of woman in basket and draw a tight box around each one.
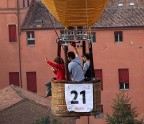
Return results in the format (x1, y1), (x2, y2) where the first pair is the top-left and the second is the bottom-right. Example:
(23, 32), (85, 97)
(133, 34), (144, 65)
(45, 56), (65, 97)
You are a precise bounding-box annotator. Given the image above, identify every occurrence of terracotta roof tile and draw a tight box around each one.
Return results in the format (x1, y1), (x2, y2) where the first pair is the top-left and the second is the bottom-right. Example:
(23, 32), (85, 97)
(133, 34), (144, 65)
(93, 0), (144, 28)
(0, 85), (50, 111)
(0, 86), (23, 111)
(21, 0), (144, 30)
(93, 8), (144, 28)
(21, 0), (63, 30)
(0, 85), (76, 124)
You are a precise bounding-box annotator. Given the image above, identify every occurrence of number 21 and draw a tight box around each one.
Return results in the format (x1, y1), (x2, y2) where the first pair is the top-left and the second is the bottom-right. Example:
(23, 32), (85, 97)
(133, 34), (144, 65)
(71, 90), (86, 104)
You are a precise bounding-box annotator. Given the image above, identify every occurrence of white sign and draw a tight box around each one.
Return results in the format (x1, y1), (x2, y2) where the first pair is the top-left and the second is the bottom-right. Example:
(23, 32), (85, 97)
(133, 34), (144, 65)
(65, 83), (93, 112)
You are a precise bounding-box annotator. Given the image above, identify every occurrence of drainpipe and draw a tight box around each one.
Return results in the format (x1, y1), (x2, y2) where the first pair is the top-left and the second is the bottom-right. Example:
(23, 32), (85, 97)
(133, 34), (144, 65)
(17, 0), (23, 88)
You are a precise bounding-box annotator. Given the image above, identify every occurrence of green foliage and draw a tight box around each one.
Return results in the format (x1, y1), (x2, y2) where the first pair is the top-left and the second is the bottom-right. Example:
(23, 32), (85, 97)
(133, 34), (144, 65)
(33, 116), (50, 124)
(33, 116), (62, 124)
(52, 119), (62, 124)
(106, 93), (143, 124)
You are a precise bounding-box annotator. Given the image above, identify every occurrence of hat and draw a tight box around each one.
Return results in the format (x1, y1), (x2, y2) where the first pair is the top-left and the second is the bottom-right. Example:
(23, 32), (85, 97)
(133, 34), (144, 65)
(82, 53), (90, 59)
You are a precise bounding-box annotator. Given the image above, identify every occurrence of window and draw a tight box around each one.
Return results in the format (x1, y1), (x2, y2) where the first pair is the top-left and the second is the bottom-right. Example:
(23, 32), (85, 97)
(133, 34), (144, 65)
(35, 20), (43, 28)
(119, 69), (129, 90)
(91, 32), (96, 43)
(9, 72), (19, 86)
(118, 3), (123, 7)
(129, 2), (134, 6)
(95, 69), (103, 90)
(95, 105), (104, 118)
(9, 25), (17, 42)
(114, 31), (123, 42)
(27, 72), (37, 93)
(120, 83), (129, 89)
(27, 31), (35, 45)
(23, 0), (29, 8)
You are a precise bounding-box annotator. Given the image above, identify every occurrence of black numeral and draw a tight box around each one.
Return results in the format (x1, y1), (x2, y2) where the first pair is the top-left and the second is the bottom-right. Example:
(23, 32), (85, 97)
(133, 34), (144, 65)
(71, 90), (78, 104)
(80, 90), (86, 104)
(70, 90), (86, 104)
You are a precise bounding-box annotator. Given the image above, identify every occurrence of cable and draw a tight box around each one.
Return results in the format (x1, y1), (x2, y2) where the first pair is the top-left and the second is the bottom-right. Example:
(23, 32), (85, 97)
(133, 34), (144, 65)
(85, 0), (92, 48)
(85, 0), (88, 27)
(48, 11), (60, 39)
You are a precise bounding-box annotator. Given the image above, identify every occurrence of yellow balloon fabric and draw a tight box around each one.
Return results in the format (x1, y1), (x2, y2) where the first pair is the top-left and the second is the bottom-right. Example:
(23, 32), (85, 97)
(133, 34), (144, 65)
(42, 0), (109, 27)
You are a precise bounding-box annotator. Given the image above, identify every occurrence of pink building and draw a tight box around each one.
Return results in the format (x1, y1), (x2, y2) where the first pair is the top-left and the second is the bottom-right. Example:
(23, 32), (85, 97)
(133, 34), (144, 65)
(0, 0), (144, 123)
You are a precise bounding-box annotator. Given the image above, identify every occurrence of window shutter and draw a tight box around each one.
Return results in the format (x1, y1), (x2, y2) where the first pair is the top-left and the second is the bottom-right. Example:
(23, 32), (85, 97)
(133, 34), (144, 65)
(119, 69), (129, 83)
(9, 25), (17, 42)
(27, 72), (37, 93)
(95, 69), (103, 90)
(9, 72), (19, 86)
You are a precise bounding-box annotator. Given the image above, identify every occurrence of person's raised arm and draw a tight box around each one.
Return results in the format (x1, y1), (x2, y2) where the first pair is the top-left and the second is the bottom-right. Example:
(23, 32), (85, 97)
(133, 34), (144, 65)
(73, 47), (79, 57)
(70, 42), (79, 57)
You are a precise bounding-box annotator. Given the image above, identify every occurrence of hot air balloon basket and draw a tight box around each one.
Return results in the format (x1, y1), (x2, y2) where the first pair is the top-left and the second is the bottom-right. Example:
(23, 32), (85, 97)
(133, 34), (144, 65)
(51, 79), (101, 116)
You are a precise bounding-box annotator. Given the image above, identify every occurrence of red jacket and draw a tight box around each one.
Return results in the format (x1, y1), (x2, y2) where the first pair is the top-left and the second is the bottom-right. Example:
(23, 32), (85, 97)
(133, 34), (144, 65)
(47, 61), (65, 80)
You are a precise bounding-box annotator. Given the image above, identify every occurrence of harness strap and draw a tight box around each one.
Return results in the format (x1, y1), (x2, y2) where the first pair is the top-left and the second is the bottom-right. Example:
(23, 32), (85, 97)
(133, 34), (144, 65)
(72, 61), (83, 69)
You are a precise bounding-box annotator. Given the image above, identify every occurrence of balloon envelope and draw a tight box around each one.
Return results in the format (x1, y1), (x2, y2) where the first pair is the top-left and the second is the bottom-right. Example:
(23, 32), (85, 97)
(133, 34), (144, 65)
(42, 0), (109, 26)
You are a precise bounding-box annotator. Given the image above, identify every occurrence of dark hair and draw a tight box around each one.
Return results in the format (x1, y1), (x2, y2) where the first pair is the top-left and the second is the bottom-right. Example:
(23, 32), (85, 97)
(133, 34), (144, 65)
(82, 53), (90, 59)
(67, 51), (75, 59)
(54, 57), (64, 64)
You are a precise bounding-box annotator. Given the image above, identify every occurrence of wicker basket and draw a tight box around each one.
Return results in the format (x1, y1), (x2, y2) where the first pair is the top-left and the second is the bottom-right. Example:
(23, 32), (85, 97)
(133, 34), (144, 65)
(51, 79), (101, 116)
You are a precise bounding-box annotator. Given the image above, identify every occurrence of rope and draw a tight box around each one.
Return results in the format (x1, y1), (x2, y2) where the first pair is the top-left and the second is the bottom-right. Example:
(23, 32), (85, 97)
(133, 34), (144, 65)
(48, 11), (60, 39)
(85, 0), (92, 48)
(85, 0), (88, 27)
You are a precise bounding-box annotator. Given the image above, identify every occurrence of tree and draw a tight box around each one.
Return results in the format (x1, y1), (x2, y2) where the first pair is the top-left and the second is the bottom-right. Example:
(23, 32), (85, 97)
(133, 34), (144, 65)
(33, 116), (50, 124)
(33, 116), (62, 124)
(106, 92), (144, 124)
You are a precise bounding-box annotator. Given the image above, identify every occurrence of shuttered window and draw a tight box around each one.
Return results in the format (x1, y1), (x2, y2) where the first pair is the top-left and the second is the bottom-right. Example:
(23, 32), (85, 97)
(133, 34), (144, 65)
(9, 25), (17, 42)
(119, 69), (129, 83)
(95, 69), (103, 90)
(9, 72), (19, 86)
(119, 69), (129, 90)
(26, 72), (37, 93)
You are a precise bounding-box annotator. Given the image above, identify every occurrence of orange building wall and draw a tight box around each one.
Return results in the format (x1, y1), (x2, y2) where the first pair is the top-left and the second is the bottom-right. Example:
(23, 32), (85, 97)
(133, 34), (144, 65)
(92, 29), (144, 123)
(0, 0), (16, 8)
(20, 30), (60, 94)
(0, 12), (19, 89)
(0, 0), (30, 88)
(73, 29), (144, 124)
